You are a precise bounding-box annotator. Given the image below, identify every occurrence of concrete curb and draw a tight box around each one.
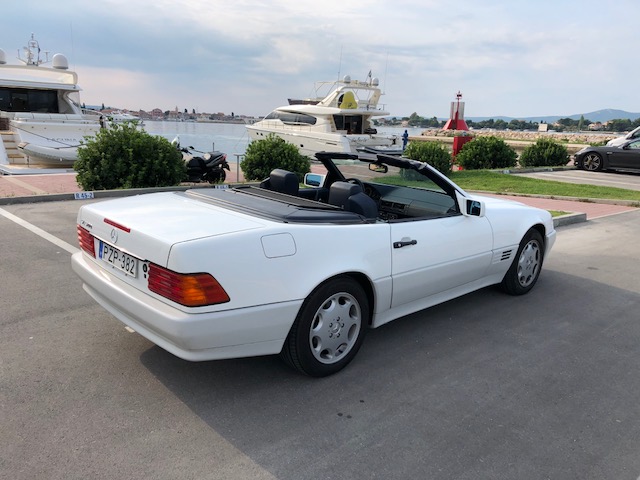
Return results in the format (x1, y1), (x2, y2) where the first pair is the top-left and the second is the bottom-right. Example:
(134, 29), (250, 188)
(0, 183), (221, 206)
(553, 212), (587, 227)
(500, 166), (577, 174)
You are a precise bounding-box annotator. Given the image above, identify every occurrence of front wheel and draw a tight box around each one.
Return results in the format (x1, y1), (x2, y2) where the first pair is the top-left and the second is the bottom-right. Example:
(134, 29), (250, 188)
(280, 277), (369, 377)
(501, 229), (544, 295)
(581, 152), (603, 171)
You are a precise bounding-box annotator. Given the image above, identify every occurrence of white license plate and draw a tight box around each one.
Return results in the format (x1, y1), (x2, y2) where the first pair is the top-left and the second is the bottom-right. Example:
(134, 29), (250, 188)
(99, 241), (138, 277)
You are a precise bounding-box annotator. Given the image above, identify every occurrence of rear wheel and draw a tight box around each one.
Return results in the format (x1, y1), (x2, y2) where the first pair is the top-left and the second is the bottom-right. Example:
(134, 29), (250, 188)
(501, 229), (544, 295)
(582, 152), (603, 171)
(281, 277), (369, 377)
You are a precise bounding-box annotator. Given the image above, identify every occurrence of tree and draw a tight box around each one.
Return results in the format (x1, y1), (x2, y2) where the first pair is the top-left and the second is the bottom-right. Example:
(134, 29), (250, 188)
(241, 134), (310, 181)
(75, 123), (185, 190)
(408, 112), (424, 127)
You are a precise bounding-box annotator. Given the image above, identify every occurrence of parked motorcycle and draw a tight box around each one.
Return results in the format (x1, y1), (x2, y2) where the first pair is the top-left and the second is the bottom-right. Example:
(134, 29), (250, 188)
(172, 137), (230, 184)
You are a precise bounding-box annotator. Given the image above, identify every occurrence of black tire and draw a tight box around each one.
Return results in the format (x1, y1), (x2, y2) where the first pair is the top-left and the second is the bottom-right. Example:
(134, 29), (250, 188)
(207, 169), (226, 184)
(581, 152), (603, 171)
(501, 229), (544, 295)
(280, 277), (369, 377)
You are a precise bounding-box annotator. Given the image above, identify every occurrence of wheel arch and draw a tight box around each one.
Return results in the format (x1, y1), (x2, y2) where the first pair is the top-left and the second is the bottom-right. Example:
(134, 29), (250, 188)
(531, 223), (547, 246)
(305, 271), (376, 327)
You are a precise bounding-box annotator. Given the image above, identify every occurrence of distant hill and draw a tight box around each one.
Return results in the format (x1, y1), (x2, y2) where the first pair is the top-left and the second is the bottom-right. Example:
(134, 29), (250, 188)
(464, 109), (640, 123)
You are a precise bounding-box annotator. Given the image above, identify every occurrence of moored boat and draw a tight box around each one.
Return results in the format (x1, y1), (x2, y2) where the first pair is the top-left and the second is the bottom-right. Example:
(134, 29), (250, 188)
(246, 73), (401, 157)
(0, 34), (100, 170)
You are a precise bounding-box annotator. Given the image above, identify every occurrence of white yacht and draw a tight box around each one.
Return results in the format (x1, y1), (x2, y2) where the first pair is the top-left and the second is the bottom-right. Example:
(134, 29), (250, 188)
(246, 74), (402, 157)
(107, 111), (143, 125)
(0, 34), (100, 170)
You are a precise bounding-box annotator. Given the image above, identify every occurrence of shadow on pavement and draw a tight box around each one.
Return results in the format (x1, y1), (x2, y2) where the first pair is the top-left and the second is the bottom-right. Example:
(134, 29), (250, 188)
(138, 271), (640, 480)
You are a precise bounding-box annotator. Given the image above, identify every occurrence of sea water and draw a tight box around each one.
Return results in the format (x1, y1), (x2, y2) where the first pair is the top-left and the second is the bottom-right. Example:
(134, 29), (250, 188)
(144, 121), (251, 161)
(144, 120), (419, 161)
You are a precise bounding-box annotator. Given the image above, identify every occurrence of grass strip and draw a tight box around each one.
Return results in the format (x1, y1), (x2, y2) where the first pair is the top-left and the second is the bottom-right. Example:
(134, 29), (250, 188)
(449, 170), (640, 202)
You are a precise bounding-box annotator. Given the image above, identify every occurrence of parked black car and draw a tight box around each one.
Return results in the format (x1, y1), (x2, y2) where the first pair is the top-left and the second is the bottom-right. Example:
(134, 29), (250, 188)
(574, 139), (640, 172)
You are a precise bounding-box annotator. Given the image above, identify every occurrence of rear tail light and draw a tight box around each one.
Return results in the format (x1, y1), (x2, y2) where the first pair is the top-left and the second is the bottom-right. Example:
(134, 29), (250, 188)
(77, 225), (95, 257)
(148, 263), (230, 307)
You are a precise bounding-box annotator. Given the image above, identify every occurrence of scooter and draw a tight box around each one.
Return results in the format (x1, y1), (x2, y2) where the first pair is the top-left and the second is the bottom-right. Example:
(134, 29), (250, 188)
(173, 137), (230, 184)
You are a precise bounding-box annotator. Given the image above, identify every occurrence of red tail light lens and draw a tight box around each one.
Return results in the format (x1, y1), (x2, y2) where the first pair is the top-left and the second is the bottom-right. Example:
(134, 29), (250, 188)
(148, 263), (230, 307)
(77, 225), (95, 257)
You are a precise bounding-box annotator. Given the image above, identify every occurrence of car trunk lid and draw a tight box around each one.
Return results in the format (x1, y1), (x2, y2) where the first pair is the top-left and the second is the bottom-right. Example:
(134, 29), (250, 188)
(77, 191), (264, 267)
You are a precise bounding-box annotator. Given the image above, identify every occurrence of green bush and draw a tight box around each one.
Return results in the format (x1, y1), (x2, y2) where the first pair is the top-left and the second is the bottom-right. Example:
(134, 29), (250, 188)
(75, 123), (185, 190)
(519, 138), (569, 167)
(241, 134), (310, 181)
(403, 141), (452, 176)
(456, 136), (517, 170)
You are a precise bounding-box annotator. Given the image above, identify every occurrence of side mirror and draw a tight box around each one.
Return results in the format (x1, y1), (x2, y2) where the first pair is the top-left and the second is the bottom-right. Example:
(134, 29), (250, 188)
(368, 163), (388, 173)
(456, 192), (485, 217)
(304, 172), (326, 187)
(466, 199), (484, 216)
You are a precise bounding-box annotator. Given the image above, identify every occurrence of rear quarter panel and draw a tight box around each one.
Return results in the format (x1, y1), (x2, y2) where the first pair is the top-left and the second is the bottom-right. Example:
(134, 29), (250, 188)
(168, 221), (392, 312)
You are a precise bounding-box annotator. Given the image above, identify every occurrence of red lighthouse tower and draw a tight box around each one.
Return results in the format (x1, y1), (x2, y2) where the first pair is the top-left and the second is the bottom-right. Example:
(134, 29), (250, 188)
(443, 91), (469, 131)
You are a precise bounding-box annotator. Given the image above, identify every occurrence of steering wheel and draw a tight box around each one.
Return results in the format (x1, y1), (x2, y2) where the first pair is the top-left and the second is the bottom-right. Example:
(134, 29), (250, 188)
(344, 177), (365, 190)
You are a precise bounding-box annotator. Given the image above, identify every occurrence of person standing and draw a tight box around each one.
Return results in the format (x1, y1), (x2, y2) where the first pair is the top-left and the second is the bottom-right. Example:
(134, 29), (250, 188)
(402, 129), (409, 150)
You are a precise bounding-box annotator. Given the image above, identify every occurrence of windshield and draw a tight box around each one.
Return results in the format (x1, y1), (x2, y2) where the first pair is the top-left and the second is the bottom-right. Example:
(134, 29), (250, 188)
(308, 155), (461, 221)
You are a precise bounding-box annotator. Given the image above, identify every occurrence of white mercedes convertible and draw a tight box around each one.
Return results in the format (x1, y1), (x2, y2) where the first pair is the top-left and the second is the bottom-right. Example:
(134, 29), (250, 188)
(72, 152), (556, 377)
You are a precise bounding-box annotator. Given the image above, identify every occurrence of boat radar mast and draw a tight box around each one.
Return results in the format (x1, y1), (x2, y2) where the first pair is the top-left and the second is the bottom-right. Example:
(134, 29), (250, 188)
(17, 33), (50, 66)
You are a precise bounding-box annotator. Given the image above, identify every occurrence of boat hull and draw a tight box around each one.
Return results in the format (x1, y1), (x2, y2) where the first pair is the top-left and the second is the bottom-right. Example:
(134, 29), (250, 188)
(246, 125), (400, 158)
(1, 114), (100, 167)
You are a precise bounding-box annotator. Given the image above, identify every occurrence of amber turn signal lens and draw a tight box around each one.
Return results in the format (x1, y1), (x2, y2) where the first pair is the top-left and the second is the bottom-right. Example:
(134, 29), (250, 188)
(147, 263), (230, 307)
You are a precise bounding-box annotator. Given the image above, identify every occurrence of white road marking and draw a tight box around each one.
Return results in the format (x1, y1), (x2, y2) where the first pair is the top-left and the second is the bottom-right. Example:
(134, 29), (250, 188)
(0, 207), (79, 254)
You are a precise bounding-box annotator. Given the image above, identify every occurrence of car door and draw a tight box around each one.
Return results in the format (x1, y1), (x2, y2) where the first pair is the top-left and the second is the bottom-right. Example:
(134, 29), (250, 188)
(389, 189), (493, 308)
(607, 140), (640, 170)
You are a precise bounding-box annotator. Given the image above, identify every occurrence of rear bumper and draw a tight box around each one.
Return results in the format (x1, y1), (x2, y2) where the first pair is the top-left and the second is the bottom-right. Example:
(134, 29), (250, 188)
(71, 252), (302, 361)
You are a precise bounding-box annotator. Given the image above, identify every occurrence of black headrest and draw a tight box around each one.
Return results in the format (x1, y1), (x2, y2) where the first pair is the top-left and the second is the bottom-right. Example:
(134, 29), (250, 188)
(329, 181), (377, 219)
(270, 169), (299, 196)
(328, 181), (362, 207)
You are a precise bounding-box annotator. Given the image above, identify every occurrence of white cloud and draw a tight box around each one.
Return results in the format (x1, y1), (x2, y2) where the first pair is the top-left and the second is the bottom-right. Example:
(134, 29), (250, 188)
(3, 0), (639, 117)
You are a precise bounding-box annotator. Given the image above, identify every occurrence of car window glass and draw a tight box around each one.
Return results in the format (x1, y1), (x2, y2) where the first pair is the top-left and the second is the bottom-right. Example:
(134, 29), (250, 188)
(333, 160), (459, 221)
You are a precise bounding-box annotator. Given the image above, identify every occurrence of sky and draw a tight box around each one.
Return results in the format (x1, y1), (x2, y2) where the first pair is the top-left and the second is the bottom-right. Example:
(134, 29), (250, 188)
(2, 0), (638, 119)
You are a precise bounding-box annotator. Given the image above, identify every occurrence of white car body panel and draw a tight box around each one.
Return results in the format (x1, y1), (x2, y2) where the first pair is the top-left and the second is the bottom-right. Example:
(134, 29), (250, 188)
(72, 159), (556, 364)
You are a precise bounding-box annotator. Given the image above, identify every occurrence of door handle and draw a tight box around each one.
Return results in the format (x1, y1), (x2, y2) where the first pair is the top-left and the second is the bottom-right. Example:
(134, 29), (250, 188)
(393, 239), (417, 249)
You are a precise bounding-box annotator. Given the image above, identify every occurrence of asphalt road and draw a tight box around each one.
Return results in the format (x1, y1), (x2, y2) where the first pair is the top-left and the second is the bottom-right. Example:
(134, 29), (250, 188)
(516, 169), (640, 192)
(1, 200), (640, 480)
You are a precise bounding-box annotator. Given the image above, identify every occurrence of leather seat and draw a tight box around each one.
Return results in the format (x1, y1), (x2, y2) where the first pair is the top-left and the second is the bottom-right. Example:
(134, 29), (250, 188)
(328, 181), (378, 219)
